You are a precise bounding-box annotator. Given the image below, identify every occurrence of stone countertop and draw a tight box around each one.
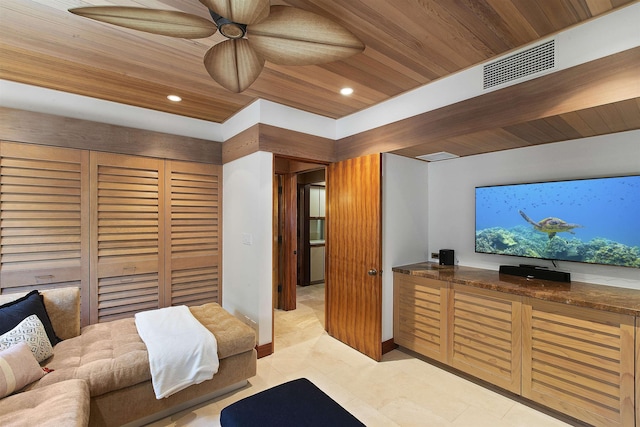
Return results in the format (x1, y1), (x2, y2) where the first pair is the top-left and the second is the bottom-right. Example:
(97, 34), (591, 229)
(392, 262), (640, 316)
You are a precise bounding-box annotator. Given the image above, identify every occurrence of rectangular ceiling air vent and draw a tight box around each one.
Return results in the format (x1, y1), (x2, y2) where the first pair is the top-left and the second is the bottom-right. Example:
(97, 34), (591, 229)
(483, 40), (555, 89)
(416, 151), (459, 162)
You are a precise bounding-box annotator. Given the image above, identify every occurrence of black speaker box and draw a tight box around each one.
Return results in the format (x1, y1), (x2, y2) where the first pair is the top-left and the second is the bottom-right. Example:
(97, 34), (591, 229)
(439, 249), (455, 266)
(499, 265), (571, 282)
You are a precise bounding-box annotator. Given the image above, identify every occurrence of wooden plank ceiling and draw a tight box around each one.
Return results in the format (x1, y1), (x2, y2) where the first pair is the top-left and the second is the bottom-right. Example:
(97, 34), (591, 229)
(0, 0), (638, 159)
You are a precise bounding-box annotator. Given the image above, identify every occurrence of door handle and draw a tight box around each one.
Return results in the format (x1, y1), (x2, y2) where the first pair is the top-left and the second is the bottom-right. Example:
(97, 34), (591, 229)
(368, 269), (378, 276)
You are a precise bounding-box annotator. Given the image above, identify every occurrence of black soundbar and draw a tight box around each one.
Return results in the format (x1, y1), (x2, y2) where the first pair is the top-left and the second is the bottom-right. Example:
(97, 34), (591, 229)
(499, 265), (571, 282)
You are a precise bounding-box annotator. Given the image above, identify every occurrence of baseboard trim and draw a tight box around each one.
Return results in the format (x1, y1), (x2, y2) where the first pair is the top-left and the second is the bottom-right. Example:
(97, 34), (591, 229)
(256, 342), (273, 358)
(259, 340), (396, 358)
(382, 339), (398, 355)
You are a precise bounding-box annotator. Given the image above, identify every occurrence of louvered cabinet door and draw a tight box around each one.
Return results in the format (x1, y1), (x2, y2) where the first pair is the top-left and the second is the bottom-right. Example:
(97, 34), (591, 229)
(90, 152), (164, 323)
(448, 284), (522, 393)
(0, 142), (90, 322)
(164, 160), (221, 307)
(523, 299), (635, 427)
(393, 273), (447, 362)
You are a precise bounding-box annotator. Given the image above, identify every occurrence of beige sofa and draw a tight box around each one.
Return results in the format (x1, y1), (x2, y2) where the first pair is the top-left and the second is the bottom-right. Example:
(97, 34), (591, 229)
(0, 288), (257, 427)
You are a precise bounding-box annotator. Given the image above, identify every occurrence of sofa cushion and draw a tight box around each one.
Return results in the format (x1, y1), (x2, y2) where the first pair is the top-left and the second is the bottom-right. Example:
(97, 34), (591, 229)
(29, 318), (150, 397)
(189, 303), (256, 359)
(40, 287), (81, 341)
(0, 342), (45, 398)
(0, 290), (59, 346)
(0, 288), (81, 341)
(0, 379), (89, 427)
(0, 314), (54, 362)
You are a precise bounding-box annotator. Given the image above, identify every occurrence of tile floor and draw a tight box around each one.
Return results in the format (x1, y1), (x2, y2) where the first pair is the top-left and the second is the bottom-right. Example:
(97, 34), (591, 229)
(150, 284), (579, 427)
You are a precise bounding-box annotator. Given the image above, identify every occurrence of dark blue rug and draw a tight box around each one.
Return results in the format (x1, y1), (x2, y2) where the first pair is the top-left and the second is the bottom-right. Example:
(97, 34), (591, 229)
(220, 378), (365, 426)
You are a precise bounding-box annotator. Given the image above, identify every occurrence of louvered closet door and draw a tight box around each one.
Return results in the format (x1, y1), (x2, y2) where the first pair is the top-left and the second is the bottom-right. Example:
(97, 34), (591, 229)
(0, 142), (90, 323)
(164, 160), (221, 307)
(90, 152), (164, 323)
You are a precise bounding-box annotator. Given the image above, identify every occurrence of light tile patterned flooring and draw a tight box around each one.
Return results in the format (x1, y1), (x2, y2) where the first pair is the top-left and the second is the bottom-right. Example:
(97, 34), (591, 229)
(150, 284), (577, 427)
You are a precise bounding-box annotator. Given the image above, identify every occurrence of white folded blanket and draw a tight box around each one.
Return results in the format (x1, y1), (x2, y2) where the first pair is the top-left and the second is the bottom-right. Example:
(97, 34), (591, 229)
(135, 305), (219, 399)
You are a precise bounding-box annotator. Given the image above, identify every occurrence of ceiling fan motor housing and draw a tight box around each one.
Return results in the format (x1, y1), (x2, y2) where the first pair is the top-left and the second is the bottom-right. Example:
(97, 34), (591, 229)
(209, 10), (247, 39)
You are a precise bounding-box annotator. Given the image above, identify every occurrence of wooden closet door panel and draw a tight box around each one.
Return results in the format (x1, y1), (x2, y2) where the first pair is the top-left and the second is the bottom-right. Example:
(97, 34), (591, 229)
(0, 141), (90, 324)
(90, 152), (164, 323)
(164, 160), (221, 307)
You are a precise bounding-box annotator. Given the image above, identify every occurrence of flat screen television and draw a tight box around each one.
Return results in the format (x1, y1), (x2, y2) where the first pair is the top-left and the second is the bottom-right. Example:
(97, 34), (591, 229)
(475, 175), (640, 268)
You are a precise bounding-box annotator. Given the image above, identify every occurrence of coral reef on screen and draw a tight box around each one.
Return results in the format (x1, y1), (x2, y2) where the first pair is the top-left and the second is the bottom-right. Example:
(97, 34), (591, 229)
(476, 226), (640, 268)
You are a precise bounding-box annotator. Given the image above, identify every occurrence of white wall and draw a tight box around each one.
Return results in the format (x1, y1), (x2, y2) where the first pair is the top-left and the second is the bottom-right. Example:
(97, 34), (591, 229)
(383, 154), (430, 341)
(427, 130), (640, 289)
(222, 151), (274, 346)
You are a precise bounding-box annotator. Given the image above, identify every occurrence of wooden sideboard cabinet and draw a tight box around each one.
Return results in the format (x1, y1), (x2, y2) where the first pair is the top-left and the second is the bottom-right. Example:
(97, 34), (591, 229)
(522, 298), (635, 427)
(393, 264), (640, 427)
(393, 272), (447, 363)
(448, 284), (522, 394)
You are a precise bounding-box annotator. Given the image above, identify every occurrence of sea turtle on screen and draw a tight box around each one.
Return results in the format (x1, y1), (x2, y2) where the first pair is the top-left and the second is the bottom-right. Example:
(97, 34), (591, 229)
(519, 210), (583, 239)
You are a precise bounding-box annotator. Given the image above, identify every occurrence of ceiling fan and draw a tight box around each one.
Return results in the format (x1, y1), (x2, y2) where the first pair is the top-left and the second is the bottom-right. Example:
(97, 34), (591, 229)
(69, 0), (365, 93)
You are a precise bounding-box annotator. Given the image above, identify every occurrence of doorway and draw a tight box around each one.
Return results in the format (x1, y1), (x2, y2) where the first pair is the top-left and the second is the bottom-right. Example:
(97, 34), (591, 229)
(272, 153), (383, 360)
(297, 171), (326, 288)
(273, 156), (327, 323)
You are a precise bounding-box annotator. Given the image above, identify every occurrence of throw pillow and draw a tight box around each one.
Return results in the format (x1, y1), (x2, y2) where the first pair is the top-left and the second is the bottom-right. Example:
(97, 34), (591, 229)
(0, 290), (60, 346)
(0, 315), (54, 362)
(0, 341), (45, 398)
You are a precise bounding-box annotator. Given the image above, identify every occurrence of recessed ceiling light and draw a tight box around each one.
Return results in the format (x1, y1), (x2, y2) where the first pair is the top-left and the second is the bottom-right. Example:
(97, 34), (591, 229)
(340, 87), (354, 96)
(167, 95), (182, 102)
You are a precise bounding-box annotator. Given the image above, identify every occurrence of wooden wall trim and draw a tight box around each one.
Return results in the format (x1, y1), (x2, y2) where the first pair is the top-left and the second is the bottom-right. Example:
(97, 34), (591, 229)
(222, 124), (260, 164)
(259, 124), (336, 164)
(335, 47), (640, 161)
(222, 123), (335, 165)
(0, 107), (221, 164)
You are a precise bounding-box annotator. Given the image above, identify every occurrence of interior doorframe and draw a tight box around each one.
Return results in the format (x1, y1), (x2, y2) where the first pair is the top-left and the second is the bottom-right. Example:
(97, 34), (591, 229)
(282, 172), (298, 310)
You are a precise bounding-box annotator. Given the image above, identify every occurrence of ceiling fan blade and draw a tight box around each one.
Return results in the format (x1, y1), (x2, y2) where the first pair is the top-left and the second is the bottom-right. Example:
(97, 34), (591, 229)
(247, 6), (364, 66)
(199, 0), (270, 25)
(69, 7), (217, 39)
(204, 39), (265, 93)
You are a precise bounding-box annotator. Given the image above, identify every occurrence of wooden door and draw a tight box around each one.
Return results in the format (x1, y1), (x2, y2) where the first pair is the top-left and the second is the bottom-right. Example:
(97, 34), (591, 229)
(281, 173), (297, 310)
(274, 173), (297, 311)
(164, 160), (221, 307)
(90, 152), (164, 323)
(326, 153), (382, 361)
